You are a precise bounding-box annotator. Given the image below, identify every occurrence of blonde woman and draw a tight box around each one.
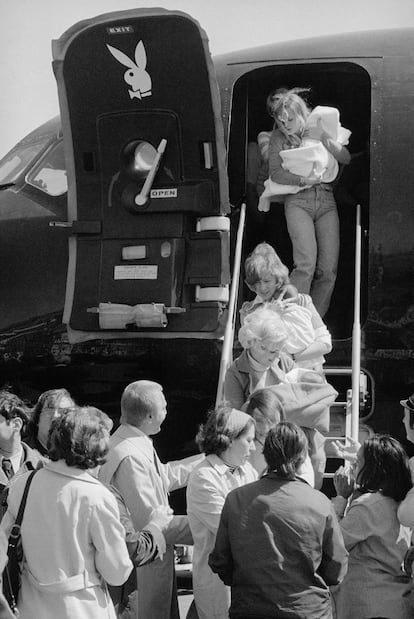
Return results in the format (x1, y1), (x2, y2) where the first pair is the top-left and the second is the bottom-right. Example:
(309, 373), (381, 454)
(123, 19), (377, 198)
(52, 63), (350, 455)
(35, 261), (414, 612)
(224, 306), (294, 410)
(267, 89), (350, 316)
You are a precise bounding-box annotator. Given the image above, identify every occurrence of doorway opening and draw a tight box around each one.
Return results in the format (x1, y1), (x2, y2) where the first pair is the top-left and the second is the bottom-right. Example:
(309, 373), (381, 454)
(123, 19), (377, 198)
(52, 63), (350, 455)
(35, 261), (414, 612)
(228, 61), (371, 339)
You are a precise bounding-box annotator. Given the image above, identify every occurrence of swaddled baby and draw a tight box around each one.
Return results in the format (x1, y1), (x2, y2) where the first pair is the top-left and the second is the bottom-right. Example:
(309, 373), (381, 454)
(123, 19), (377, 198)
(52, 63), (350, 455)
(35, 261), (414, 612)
(258, 105), (351, 212)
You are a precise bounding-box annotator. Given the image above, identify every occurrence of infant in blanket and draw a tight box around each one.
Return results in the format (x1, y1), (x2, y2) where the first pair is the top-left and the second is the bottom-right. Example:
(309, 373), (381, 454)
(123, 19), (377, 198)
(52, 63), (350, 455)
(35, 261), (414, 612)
(258, 103), (351, 212)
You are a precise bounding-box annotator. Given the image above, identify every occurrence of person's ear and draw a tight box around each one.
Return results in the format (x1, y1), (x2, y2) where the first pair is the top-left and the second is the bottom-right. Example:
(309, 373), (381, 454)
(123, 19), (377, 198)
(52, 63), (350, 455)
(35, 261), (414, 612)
(12, 417), (23, 433)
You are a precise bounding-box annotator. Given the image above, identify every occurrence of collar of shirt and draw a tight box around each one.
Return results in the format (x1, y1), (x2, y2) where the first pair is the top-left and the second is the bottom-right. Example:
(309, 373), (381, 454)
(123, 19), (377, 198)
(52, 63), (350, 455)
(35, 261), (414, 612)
(247, 350), (270, 372)
(44, 459), (103, 484)
(0, 447), (23, 475)
(251, 295), (264, 309)
(123, 423), (157, 462)
(206, 454), (243, 477)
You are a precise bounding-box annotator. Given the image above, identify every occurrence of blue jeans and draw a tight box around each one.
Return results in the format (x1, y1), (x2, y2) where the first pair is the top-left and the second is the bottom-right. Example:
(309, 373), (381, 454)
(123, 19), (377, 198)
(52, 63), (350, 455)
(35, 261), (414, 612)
(284, 185), (339, 317)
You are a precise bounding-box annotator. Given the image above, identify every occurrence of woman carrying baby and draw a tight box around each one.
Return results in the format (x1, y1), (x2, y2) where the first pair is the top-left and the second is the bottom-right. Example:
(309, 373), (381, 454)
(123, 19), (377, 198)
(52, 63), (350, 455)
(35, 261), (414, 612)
(267, 88), (350, 317)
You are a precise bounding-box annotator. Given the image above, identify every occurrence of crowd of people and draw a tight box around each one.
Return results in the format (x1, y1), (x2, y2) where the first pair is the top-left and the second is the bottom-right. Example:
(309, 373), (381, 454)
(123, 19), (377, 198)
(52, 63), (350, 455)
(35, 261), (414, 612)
(0, 380), (413, 619)
(0, 86), (412, 619)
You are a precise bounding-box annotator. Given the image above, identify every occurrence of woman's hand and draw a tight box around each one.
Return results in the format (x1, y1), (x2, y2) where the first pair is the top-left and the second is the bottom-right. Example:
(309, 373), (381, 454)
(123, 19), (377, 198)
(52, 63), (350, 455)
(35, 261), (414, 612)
(301, 162), (324, 186)
(145, 506), (173, 560)
(333, 465), (355, 499)
(317, 117), (351, 164)
(331, 437), (360, 462)
(147, 505), (173, 531)
(322, 136), (351, 164)
(300, 163), (322, 187)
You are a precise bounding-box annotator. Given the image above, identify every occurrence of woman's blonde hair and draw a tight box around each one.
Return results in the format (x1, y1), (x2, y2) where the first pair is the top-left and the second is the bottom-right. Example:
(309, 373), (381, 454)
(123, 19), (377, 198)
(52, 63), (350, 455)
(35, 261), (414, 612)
(269, 89), (311, 146)
(238, 306), (288, 350)
(245, 242), (289, 290)
(266, 87), (289, 117)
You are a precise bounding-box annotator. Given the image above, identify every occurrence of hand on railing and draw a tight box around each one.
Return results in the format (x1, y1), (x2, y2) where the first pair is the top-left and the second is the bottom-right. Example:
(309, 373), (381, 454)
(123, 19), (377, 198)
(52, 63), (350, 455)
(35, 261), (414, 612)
(331, 436), (360, 462)
(333, 464), (355, 499)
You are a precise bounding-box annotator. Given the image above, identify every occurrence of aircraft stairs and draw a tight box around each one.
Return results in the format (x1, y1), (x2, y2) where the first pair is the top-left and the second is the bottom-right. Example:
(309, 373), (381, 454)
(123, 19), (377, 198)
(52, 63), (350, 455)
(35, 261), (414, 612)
(322, 365), (374, 495)
(215, 202), (366, 494)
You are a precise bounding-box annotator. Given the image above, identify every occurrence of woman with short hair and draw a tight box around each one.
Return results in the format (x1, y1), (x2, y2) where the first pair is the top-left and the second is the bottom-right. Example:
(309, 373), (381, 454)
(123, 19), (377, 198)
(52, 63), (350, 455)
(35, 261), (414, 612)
(224, 305), (294, 410)
(244, 388), (285, 475)
(0, 406), (133, 619)
(244, 389), (315, 486)
(187, 406), (258, 619)
(26, 388), (75, 456)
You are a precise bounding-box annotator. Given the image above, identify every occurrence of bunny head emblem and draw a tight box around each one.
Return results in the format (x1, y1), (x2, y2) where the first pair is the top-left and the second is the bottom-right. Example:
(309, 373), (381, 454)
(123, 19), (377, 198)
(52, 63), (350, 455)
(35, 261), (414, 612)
(106, 41), (152, 100)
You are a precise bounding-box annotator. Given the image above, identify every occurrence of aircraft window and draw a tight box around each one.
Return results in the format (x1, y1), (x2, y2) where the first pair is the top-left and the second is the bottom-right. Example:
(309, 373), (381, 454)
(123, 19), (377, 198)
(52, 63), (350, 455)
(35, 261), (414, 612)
(26, 140), (67, 196)
(133, 142), (157, 175)
(0, 139), (48, 185)
(121, 140), (158, 180)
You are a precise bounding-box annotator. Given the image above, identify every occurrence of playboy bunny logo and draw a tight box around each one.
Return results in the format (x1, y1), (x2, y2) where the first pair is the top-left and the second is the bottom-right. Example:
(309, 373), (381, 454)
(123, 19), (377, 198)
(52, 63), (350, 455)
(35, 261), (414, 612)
(106, 41), (152, 100)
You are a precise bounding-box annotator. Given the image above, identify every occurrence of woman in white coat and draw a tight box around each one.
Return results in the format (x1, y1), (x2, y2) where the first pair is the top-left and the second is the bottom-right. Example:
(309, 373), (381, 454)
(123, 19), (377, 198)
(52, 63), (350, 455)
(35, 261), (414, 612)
(1, 406), (133, 619)
(187, 406), (258, 619)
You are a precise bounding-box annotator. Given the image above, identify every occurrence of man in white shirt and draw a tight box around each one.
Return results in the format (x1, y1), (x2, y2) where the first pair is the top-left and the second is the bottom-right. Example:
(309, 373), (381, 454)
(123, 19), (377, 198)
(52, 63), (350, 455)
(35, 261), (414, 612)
(99, 380), (203, 619)
(0, 391), (43, 497)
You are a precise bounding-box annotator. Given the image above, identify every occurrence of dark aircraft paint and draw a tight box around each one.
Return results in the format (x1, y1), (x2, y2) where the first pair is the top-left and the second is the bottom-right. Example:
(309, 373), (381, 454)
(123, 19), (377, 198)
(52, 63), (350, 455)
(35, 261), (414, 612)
(0, 10), (413, 462)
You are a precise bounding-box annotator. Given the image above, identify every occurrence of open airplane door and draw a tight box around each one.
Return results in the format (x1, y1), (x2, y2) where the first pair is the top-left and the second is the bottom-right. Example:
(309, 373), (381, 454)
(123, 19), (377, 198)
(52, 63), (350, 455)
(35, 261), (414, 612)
(52, 9), (230, 343)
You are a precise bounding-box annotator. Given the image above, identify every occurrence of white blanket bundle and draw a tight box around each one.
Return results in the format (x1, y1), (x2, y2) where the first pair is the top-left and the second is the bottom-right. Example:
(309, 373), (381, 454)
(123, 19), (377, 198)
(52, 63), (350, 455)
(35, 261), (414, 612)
(258, 106), (351, 212)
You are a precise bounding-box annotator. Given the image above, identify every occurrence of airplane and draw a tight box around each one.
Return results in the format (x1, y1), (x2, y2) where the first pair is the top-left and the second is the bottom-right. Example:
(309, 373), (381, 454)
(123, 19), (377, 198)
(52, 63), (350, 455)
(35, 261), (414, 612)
(0, 8), (413, 461)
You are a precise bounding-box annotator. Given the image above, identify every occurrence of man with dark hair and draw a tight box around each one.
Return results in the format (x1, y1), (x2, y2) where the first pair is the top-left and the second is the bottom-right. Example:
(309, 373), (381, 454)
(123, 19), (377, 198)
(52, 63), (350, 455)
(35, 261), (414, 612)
(0, 391), (43, 495)
(209, 422), (347, 619)
(99, 380), (203, 619)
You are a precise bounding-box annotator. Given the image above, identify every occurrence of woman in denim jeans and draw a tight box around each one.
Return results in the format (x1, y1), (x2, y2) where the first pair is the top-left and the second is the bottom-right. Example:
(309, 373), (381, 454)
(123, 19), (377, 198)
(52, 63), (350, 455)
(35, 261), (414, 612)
(267, 89), (350, 317)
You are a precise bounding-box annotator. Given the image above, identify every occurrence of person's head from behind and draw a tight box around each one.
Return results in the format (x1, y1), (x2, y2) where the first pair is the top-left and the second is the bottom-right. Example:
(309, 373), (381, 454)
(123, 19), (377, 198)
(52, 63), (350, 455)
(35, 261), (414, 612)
(120, 380), (166, 436)
(238, 306), (288, 367)
(355, 434), (412, 502)
(0, 390), (30, 446)
(31, 388), (75, 449)
(196, 406), (256, 467)
(245, 388), (285, 442)
(268, 89), (311, 143)
(48, 406), (113, 470)
(245, 243), (289, 302)
(263, 421), (308, 480)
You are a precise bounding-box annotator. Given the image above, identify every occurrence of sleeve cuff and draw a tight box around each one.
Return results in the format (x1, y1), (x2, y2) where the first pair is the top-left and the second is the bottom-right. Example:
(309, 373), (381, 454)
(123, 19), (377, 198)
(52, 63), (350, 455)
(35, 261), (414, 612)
(331, 495), (348, 518)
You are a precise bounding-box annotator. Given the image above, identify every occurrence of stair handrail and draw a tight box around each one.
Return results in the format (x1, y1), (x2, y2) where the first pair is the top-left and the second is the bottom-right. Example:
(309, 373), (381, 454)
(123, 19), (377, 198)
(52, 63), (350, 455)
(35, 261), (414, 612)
(351, 203), (362, 441)
(215, 203), (246, 407)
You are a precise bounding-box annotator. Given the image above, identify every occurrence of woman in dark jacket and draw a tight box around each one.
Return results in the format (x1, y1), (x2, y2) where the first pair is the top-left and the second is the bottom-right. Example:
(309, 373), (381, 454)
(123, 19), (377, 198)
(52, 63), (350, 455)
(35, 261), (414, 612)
(209, 422), (348, 619)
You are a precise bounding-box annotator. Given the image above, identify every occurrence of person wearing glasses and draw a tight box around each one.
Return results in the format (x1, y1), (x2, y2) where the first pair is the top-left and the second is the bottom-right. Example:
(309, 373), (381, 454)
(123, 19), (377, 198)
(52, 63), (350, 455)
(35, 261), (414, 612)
(25, 389), (75, 457)
(0, 391), (44, 496)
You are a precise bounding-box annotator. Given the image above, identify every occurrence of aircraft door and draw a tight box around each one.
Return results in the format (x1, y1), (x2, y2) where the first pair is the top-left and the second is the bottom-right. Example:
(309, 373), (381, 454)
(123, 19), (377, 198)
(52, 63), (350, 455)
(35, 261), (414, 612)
(52, 8), (230, 340)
